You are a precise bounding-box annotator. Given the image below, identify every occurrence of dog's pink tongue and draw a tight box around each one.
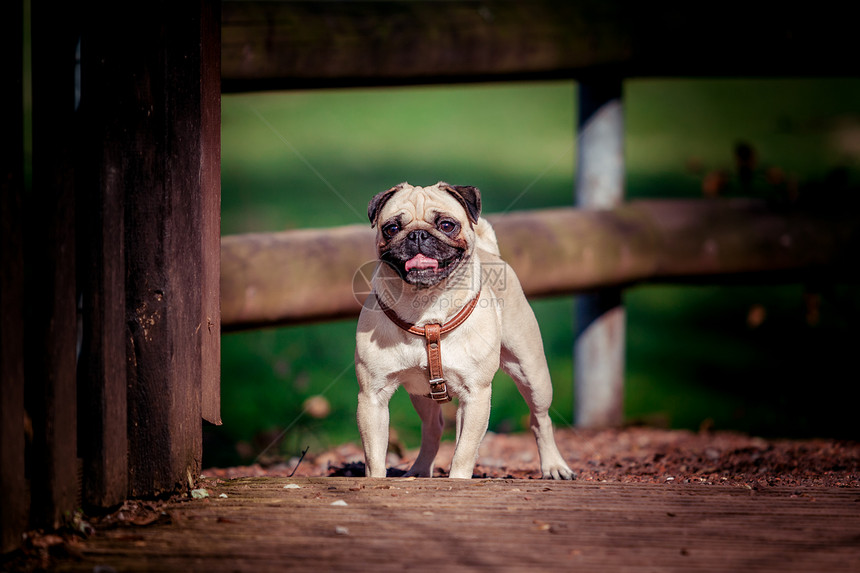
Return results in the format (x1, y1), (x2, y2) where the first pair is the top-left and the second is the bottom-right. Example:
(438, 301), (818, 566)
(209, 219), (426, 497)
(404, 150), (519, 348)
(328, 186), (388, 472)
(405, 253), (439, 271)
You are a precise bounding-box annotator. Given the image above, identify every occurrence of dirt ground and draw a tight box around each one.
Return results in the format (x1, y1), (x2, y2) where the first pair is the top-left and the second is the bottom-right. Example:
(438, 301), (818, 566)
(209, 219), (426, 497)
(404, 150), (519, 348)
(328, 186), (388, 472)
(203, 427), (860, 489)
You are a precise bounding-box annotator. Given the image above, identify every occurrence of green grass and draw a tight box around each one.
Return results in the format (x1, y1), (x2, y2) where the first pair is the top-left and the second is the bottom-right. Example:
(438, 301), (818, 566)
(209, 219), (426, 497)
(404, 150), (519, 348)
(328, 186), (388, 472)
(220, 82), (577, 234)
(209, 79), (860, 467)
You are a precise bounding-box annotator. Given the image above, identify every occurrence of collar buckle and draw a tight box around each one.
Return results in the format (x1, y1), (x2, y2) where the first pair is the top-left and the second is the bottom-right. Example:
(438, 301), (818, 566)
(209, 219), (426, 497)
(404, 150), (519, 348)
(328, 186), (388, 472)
(428, 378), (451, 403)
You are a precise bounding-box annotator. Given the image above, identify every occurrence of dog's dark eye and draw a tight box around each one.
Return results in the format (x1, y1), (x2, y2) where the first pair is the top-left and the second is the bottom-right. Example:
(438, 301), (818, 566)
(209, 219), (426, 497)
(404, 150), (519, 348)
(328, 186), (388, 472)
(437, 220), (457, 234)
(382, 223), (400, 238)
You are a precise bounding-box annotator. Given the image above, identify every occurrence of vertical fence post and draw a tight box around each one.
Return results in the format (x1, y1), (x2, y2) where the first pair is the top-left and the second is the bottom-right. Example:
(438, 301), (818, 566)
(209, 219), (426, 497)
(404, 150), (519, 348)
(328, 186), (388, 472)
(26, 2), (80, 528)
(573, 79), (626, 428)
(76, 17), (129, 510)
(106, 3), (207, 496)
(1, 0), (28, 552)
(200, 0), (222, 426)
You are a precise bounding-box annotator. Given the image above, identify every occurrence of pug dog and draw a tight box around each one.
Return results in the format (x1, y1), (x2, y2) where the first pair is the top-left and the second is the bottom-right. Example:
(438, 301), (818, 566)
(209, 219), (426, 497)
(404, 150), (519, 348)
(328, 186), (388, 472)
(355, 182), (574, 480)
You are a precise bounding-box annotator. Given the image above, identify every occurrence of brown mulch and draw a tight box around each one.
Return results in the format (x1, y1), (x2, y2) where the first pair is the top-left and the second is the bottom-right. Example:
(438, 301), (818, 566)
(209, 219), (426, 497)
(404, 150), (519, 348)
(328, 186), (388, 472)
(202, 427), (860, 489)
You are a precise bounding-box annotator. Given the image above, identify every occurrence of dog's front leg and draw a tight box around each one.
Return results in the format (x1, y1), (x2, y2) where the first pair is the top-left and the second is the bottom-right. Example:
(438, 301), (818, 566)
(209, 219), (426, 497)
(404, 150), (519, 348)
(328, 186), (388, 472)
(357, 389), (391, 478)
(449, 385), (492, 479)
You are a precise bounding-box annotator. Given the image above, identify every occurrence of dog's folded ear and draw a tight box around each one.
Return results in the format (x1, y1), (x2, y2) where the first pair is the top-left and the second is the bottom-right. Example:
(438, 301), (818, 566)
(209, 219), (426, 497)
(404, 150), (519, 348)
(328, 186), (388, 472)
(441, 183), (481, 224)
(368, 183), (406, 227)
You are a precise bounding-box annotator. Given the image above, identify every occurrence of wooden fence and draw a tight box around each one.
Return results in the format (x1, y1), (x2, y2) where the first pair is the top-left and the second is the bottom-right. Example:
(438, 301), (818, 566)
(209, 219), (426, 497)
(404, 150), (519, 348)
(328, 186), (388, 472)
(221, 201), (859, 331)
(220, 0), (860, 91)
(2, 0), (221, 553)
(2, 0), (858, 555)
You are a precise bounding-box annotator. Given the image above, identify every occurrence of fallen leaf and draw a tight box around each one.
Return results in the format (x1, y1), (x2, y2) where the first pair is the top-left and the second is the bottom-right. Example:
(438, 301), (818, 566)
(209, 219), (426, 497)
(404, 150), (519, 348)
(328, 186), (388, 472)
(31, 534), (65, 549)
(130, 514), (161, 527)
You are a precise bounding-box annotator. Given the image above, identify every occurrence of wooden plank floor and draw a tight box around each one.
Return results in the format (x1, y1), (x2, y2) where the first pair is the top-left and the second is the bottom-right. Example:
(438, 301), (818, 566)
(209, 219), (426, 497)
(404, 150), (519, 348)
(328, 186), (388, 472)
(56, 477), (860, 572)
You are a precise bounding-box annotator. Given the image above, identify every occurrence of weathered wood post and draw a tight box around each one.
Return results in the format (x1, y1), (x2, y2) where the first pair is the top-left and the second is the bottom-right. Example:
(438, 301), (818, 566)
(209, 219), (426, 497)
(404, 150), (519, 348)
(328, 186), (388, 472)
(79, 1), (221, 498)
(25, 2), (81, 530)
(76, 14), (130, 510)
(109, 1), (221, 496)
(1, 0), (28, 552)
(200, 0), (223, 426)
(573, 79), (626, 428)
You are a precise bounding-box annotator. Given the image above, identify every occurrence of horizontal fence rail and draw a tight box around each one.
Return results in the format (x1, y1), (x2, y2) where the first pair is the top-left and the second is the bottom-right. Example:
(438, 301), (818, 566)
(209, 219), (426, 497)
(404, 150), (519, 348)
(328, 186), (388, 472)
(221, 0), (860, 92)
(221, 199), (859, 331)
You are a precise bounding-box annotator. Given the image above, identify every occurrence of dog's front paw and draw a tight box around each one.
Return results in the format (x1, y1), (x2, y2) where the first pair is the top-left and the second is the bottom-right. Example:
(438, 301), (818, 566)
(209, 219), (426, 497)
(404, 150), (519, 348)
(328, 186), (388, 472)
(542, 462), (576, 480)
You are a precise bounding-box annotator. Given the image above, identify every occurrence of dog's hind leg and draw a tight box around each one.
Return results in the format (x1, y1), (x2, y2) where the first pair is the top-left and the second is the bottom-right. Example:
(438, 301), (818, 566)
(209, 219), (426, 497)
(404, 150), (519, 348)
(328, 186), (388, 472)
(404, 394), (444, 477)
(501, 345), (575, 480)
(499, 297), (575, 480)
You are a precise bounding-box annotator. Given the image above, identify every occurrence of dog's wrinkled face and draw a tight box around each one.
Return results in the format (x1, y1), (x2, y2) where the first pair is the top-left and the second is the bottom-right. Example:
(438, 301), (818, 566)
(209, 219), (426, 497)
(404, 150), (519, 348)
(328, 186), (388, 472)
(368, 182), (481, 288)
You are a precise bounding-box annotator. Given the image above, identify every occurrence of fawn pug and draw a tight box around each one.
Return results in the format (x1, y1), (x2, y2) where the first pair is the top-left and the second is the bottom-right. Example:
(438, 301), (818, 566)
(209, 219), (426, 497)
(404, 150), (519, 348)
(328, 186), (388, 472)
(355, 182), (573, 480)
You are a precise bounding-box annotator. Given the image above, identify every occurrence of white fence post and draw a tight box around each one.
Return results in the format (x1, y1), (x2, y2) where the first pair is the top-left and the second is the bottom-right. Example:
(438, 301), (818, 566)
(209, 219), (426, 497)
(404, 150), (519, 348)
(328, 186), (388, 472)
(573, 79), (626, 428)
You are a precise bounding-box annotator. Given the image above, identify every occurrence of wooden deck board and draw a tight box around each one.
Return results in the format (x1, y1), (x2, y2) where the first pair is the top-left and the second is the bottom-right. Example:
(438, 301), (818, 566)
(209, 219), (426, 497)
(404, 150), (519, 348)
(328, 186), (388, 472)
(55, 477), (860, 572)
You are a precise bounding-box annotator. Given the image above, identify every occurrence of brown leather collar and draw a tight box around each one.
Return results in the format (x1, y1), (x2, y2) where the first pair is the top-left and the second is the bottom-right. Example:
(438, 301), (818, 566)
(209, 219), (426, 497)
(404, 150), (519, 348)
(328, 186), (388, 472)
(376, 291), (481, 403)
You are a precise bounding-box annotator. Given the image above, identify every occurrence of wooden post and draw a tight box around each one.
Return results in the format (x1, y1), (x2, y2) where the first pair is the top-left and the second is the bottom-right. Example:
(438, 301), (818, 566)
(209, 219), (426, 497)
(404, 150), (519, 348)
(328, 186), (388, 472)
(97, 2), (213, 496)
(200, 0), (222, 426)
(26, 2), (80, 528)
(573, 79), (626, 428)
(76, 17), (129, 510)
(1, 0), (28, 552)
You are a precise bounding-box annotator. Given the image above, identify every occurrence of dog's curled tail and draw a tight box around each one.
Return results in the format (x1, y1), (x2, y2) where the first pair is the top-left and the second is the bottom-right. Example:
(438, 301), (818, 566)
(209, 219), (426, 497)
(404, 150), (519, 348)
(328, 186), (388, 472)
(475, 217), (501, 256)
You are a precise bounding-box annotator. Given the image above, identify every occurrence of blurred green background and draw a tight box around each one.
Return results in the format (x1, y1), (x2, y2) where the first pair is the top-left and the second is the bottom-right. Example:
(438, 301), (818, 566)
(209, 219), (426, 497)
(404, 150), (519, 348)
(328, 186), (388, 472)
(206, 79), (860, 467)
